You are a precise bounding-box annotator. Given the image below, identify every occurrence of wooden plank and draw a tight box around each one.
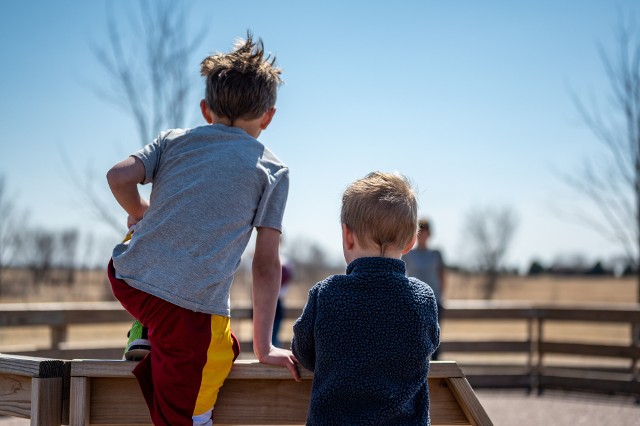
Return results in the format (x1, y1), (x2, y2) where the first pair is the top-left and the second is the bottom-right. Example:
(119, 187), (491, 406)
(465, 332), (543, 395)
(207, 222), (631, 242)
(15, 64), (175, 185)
(82, 375), (313, 425)
(445, 300), (536, 320)
(0, 354), (65, 378)
(71, 360), (136, 378)
(0, 373), (31, 419)
(539, 342), (640, 358)
(441, 341), (530, 353)
(76, 376), (475, 425)
(0, 356), (66, 424)
(535, 305), (640, 322)
(69, 359), (463, 381)
(212, 378), (312, 424)
(539, 375), (640, 394)
(429, 377), (472, 425)
(447, 377), (494, 426)
(3, 348), (126, 361)
(67, 360), (474, 425)
(69, 376), (90, 426)
(31, 377), (62, 426)
(0, 302), (134, 326)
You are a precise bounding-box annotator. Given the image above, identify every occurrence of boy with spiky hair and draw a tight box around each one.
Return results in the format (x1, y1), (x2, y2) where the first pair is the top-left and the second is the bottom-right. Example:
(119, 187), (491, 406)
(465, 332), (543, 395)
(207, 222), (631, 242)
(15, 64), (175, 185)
(292, 172), (440, 425)
(107, 32), (298, 425)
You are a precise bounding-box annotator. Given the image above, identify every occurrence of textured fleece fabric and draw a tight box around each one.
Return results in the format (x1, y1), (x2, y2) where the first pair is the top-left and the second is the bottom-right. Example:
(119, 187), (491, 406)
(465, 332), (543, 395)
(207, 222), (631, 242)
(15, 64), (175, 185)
(112, 124), (289, 316)
(292, 257), (440, 425)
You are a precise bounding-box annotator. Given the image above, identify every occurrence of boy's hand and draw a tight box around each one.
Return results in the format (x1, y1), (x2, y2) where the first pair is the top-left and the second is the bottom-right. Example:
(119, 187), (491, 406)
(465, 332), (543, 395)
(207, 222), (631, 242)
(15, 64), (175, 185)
(258, 345), (301, 382)
(127, 199), (149, 228)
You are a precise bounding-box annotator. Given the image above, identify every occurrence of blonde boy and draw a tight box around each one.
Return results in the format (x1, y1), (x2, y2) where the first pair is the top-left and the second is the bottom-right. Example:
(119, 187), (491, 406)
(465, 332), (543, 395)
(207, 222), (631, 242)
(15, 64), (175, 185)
(292, 171), (440, 425)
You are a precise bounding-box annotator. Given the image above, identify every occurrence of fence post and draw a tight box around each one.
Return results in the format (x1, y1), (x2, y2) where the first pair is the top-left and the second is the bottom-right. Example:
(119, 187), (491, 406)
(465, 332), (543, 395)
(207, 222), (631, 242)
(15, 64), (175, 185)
(632, 322), (639, 382)
(535, 309), (544, 395)
(51, 325), (67, 353)
(526, 315), (534, 392)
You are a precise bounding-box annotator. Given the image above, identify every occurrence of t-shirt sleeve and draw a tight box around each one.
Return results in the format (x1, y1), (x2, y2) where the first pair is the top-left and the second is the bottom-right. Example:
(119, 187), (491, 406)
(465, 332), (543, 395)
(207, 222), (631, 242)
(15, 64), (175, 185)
(131, 132), (168, 185)
(252, 166), (289, 231)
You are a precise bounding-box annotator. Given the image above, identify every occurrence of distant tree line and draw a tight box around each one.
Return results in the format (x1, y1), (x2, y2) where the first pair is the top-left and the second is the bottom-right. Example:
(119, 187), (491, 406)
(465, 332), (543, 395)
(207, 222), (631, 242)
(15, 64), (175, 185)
(526, 259), (634, 277)
(0, 175), (113, 295)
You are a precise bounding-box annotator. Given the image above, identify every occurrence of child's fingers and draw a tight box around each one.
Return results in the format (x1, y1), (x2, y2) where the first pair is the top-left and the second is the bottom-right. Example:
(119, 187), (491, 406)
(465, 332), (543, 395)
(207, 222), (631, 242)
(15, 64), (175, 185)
(285, 358), (301, 382)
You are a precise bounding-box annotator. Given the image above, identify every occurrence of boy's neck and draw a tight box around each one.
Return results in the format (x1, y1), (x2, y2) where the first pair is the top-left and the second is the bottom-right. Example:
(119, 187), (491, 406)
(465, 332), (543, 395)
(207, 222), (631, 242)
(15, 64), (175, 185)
(210, 117), (263, 139)
(342, 224), (415, 265)
(344, 246), (404, 265)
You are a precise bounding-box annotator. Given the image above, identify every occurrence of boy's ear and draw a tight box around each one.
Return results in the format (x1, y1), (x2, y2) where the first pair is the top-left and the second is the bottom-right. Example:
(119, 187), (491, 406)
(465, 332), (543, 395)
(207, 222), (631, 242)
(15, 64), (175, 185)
(401, 234), (417, 255)
(342, 223), (355, 250)
(200, 99), (214, 123)
(260, 107), (277, 130)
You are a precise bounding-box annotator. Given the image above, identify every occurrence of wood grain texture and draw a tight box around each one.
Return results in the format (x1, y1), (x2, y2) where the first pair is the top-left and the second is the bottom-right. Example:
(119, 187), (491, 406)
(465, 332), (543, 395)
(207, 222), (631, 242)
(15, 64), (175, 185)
(0, 354), (65, 378)
(448, 377), (494, 426)
(31, 377), (63, 426)
(0, 373), (31, 419)
(69, 376), (90, 426)
(65, 359), (484, 425)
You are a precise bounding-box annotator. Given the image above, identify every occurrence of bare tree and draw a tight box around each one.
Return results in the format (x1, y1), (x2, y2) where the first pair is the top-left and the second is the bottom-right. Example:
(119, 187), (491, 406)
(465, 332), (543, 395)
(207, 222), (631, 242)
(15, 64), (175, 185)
(92, 0), (203, 147)
(0, 175), (23, 289)
(57, 229), (79, 285)
(25, 229), (56, 286)
(463, 206), (518, 299)
(563, 16), (640, 301)
(64, 1), (205, 234)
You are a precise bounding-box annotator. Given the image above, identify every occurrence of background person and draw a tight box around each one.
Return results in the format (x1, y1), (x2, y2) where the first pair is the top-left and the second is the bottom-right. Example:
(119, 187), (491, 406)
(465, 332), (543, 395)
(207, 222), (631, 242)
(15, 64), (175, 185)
(403, 217), (446, 360)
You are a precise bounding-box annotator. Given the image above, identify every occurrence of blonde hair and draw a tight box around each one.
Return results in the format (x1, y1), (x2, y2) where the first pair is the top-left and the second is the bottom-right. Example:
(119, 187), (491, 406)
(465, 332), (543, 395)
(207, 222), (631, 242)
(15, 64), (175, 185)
(341, 172), (418, 255)
(200, 31), (283, 124)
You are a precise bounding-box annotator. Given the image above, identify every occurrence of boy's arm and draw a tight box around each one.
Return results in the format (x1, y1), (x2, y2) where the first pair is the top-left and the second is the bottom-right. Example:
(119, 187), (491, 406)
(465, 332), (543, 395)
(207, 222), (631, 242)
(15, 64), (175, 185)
(438, 252), (446, 302)
(106, 156), (149, 227)
(252, 226), (300, 381)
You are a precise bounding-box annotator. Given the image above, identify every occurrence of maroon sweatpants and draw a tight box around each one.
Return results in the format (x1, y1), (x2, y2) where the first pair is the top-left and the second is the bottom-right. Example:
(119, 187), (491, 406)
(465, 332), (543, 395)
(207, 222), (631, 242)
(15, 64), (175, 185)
(108, 260), (239, 425)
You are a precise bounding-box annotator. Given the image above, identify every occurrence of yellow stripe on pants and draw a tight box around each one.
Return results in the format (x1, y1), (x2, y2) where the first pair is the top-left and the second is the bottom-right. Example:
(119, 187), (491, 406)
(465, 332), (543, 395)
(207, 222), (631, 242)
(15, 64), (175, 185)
(193, 315), (235, 416)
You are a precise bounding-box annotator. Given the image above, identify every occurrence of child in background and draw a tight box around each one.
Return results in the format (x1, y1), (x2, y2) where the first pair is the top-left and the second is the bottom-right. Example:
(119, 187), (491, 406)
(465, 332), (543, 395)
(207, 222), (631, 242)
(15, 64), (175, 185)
(292, 171), (440, 425)
(272, 256), (295, 347)
(403, 217), (447, 360)
(106, 32), (298, 426)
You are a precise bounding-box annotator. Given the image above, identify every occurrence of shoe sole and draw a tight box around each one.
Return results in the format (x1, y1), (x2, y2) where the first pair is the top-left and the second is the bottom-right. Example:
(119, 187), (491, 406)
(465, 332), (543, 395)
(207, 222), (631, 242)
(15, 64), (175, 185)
(124, 348), (151, 361)
(124, 338), (151, 361)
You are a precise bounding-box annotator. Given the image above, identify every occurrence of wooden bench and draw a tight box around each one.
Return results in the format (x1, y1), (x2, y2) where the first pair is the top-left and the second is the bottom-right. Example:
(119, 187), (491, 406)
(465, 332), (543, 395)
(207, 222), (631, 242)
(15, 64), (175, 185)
(0, 354), (66, 426)
(68, 359), (492, 425)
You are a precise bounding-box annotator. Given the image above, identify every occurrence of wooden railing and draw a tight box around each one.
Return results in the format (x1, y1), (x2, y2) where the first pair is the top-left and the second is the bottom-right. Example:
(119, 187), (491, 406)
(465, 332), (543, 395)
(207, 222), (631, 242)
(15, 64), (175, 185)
(1, 300), (639, 395)
(441, 301), (640, 394)
(0, 355), (492, 425)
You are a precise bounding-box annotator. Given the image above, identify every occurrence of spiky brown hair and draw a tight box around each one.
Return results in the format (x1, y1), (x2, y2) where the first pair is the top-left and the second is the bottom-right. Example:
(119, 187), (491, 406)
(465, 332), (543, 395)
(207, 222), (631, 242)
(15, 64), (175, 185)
(200, 31), (283, 123)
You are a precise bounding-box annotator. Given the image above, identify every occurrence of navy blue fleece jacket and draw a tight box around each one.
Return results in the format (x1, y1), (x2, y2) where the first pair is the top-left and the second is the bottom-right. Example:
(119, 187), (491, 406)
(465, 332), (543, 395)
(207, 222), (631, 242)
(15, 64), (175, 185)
(292, 257), (440, 425)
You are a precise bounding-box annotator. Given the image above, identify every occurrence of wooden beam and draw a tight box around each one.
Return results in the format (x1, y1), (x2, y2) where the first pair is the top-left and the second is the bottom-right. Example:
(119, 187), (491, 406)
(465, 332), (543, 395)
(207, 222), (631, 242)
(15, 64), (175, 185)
(67, 359), (483, 425)
(539, 342), (640, 358)
(0, 355), (66, 426)
(447, 377), (494, 426)
(441, 340), (530, 353)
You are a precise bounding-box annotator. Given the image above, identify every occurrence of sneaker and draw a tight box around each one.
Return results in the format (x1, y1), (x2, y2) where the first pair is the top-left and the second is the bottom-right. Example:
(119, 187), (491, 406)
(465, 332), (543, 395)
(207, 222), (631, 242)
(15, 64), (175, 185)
(124, 320), (151, 361)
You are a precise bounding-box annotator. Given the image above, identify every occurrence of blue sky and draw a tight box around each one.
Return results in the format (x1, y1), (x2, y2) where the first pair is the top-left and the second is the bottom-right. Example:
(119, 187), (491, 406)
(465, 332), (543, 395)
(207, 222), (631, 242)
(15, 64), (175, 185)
(1, 1), (638, 270)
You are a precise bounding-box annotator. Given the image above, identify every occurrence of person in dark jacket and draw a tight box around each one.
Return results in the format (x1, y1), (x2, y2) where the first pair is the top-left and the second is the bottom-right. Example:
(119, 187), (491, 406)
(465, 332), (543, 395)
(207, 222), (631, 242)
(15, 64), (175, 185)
(292, 171), (440, 425)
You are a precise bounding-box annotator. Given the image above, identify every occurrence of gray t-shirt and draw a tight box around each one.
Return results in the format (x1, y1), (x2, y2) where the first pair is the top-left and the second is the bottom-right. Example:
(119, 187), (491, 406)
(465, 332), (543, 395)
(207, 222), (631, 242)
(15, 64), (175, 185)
(403, 249), (444, 304)
(112, 124), (289, 316)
